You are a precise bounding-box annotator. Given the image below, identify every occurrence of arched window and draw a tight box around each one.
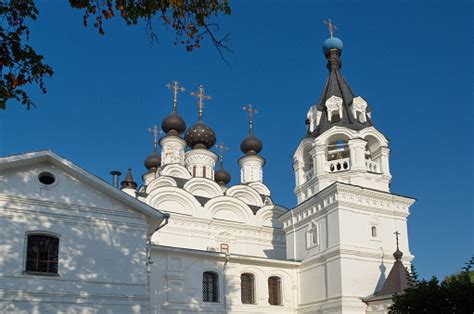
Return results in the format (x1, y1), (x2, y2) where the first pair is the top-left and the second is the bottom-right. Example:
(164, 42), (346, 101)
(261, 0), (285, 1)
(193, 166), (197, 176)
(268, 276), (282, 305)
(203, 167), (207, 178)
(25, 234), (59, 274)
(202, 271), (219, 302)
(371, 226), (377, 238)
(241, 273), (255, 304)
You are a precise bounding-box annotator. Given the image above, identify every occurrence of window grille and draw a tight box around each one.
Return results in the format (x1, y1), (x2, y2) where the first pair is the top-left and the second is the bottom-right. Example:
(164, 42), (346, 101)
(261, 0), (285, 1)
(241, 273), (255, 304)
(202, 271), (219, 302)
(268, 276), (282, 305)
(25, 234), (59, 274)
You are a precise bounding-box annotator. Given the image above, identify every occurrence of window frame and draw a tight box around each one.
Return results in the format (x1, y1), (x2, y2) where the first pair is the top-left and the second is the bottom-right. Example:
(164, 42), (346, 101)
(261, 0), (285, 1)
(202, 271), (219, 303)
(306, 221), (319, 249)
(241, 272), (256, 305)
(23, 231), (61, 276)
(268, 276), (282, 306)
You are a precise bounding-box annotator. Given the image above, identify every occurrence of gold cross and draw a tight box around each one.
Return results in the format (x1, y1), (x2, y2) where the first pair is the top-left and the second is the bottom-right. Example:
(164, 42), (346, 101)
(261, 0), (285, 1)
(242, 104), (258, 135)
(166, 81), (186, 111)
(146, 125), (160, 151)
(324, 18), (337, 38)
(190, 85), (212, 120)
(215, 141), (229, 163)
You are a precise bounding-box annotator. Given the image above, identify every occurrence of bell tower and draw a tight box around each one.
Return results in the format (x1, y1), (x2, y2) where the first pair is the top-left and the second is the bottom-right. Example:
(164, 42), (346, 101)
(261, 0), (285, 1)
(293, 25), (391, 204)
(281, 21), (415, 313)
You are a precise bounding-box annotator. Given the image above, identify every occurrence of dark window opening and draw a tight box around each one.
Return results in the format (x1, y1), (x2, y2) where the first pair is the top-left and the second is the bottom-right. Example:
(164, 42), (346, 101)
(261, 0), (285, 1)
(25, 234), (59, 274)
(203, 271), (219, 302)
(241, 273), (256, 304)
(268, 276), (282, 305)
(38, 172), (55, 185)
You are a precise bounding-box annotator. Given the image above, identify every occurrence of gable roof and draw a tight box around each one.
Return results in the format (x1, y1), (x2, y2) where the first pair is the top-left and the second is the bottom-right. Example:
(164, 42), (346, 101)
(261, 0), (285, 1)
(0, 149), (167, 222)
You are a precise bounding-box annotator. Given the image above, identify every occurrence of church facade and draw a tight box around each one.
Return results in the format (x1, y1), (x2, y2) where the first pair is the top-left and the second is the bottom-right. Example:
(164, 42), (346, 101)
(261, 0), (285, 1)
(0, 32), (415, 313)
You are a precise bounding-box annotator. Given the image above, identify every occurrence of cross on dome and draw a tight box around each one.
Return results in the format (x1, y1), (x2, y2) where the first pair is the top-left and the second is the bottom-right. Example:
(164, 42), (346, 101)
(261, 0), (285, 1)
(324, 18), (337, 38)
(394, 231), (400, 250)
(190, 85), (212, 121)
(166, 81), (186, 112)
(242, 104), (258, 135)
(147, 125), (160, 151)
(216, 141), (229, 163)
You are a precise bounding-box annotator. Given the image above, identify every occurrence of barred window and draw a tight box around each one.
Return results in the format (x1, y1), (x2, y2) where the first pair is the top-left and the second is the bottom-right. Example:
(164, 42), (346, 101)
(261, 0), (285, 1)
(241, 273), (255, 304)
(25, 234), (59, 274)
(202, 271), (219, 302)
(268, 276), (282, 305)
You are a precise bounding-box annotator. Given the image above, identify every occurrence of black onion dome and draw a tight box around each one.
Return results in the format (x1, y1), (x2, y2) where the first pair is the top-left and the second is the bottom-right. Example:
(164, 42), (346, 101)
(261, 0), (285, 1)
(144, 151), (161, 170)
(240, 135), (263, 155)
(161, 111), (186, 135)
(215, 168), (231, 185)
(184, 120), (216, 149)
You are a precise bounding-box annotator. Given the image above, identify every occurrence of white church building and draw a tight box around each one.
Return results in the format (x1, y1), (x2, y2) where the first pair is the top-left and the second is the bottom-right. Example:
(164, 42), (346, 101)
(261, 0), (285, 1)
(0, 31), (415, 313)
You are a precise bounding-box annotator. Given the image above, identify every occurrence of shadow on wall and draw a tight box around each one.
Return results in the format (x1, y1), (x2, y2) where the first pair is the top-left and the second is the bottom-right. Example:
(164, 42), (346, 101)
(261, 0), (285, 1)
(374, 248), (387, 294)
(0, 170), (149, 313)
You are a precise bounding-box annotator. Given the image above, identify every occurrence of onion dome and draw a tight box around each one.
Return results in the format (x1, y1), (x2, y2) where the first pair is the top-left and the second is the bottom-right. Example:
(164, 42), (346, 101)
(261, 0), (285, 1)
(121, 168), (137, 190)
(184, 120), (216, 149)
(144, 151), (161, 171)
(215, 167), (231, 186)
(161, 111), (186, 136)
(322, 36), (343, 55)
(240, 135), (263, 155)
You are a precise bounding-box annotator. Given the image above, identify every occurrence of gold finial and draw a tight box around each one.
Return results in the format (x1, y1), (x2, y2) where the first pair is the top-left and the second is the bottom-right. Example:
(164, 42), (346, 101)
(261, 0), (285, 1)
(166, 81), (186, 112)
(324, 18), (337, 38)
(242, 104), (258, 135)
(190, 85), (212, 120)
(215, 141), (229, 163)
(146, 125), (160, 151)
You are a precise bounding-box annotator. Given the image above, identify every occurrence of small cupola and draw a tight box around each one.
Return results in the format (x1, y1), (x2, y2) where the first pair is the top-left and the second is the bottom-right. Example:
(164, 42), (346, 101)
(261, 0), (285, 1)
(239, 105), (266, 184)
(240, 104), (263, 155)
(184, 85), (217, 150)
(214, 142), (231, 186)
(144, 125), (162, 172)
(184, 85), (218, 180)
(161, 81), (187, 136)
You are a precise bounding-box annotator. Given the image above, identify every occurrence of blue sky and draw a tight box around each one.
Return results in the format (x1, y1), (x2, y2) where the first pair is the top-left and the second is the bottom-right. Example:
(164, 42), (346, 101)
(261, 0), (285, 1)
(1, 1), (472, 280)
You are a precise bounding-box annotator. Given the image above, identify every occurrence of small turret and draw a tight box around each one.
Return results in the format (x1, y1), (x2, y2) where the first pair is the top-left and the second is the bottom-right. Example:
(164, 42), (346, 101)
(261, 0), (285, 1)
(121, 168), (137, 196)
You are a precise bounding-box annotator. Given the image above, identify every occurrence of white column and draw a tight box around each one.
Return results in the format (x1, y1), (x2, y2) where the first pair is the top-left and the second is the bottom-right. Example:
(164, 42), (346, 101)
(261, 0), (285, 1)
(238, 154), (265, 183)
(184, 149), (218, 180)
(160, 135), (186, 166)
(313, 144), (327, 175)
(348, 138), (367, 171)
(379, 146), (391, 175)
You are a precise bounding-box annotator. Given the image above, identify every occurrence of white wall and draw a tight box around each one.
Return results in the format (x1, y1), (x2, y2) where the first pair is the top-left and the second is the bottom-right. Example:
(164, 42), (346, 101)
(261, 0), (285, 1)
(150, 245), (299, 313)
(0, 162), (151, 313)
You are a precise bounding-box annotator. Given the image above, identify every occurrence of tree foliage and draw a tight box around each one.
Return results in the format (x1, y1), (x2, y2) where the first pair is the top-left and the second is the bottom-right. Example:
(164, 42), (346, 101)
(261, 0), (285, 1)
(0, 1), (53, 109)
(0, 0), (231, 110)
(389, 258), (474, 314)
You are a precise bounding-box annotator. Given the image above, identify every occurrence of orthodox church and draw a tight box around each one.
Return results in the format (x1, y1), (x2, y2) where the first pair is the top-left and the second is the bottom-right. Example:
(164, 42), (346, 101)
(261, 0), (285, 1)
(0, 28), (415, 313)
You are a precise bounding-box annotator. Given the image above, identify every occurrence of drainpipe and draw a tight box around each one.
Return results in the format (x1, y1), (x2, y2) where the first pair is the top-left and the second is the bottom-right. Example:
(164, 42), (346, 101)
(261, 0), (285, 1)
(146, 213), (170, 314)
(223, 252), (230, 314)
